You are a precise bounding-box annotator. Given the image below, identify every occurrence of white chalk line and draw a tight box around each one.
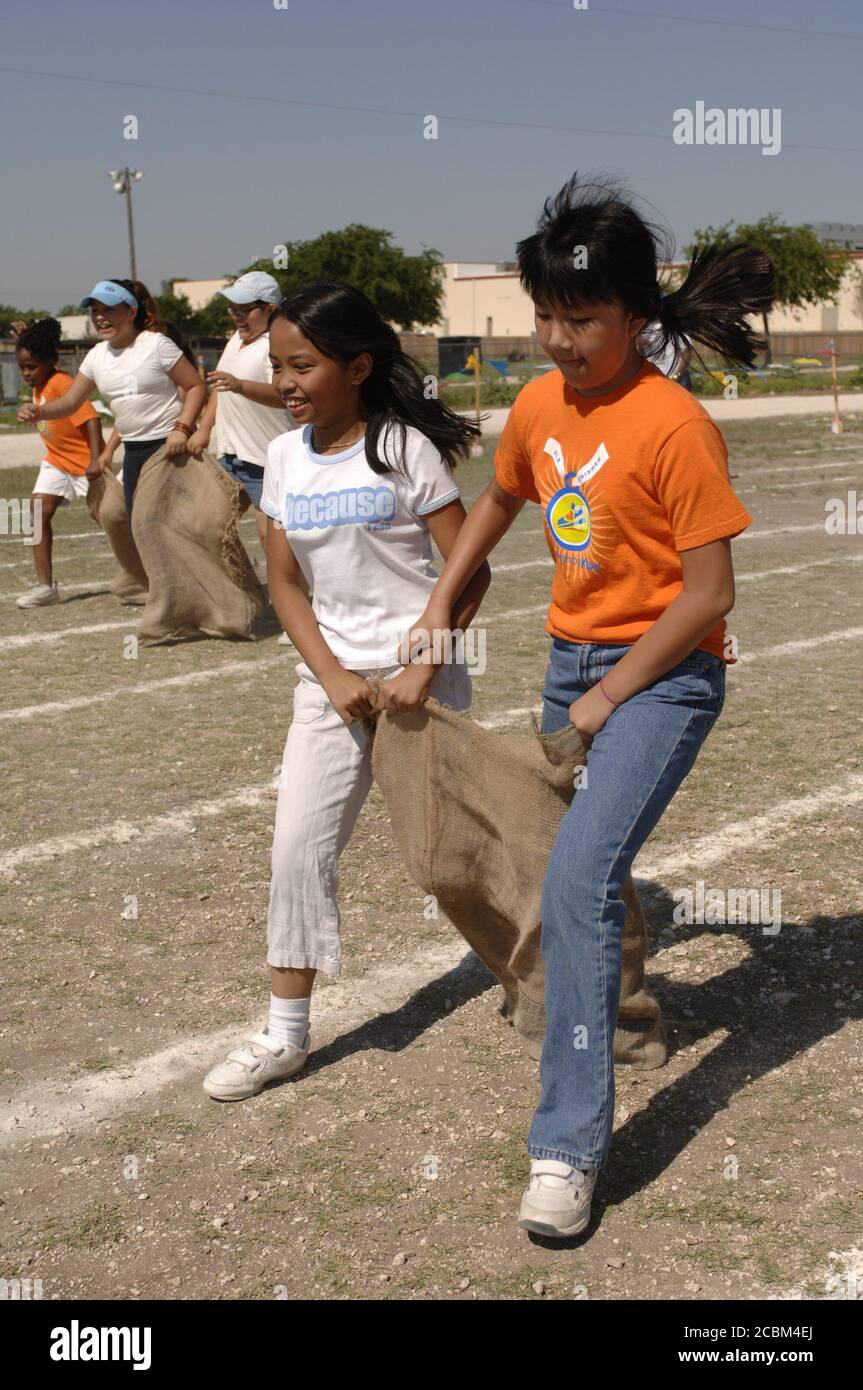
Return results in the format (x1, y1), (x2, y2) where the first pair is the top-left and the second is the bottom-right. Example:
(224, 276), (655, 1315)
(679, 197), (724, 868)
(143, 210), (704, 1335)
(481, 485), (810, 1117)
(739, 457), (863, 477)
(0, 652), (296, 723)
(740, 472), (859, 494)
(4, 615), (861, 872)
(4, 766), (859, 1144)
(0, 939), (471, 1145)
(3, 646), (862, 1139)
(0, 620), (135, 651)
(635, 772), (863, 883)
(736, 625), (863, 662)
(494, 547), (856, 581)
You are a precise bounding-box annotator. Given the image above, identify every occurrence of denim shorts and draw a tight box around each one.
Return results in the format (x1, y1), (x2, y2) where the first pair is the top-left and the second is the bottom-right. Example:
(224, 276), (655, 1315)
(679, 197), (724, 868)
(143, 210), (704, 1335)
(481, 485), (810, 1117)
(217, 453), (265, 509)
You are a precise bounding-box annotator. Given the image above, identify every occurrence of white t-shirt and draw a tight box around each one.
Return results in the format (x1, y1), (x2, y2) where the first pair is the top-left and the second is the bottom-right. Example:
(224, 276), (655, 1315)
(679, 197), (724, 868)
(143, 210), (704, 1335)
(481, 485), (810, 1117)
(261, 423), (462, 668)
(79, 330), (184, 441)
(642, 320), (689, 377)
(213, 330), (293, 467)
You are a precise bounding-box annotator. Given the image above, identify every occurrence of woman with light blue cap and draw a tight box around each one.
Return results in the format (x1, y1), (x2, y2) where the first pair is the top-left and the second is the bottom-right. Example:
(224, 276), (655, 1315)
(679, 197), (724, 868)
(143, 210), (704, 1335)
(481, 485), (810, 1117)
(187, 271), (295, 556)
(19, 277), (206, 516)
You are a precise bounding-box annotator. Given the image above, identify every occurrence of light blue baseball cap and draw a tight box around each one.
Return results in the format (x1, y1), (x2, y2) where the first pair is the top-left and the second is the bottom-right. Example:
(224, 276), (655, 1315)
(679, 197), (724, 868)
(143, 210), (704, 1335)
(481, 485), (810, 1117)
(80, 280), (139, 310)
(217, 271), (282, 306)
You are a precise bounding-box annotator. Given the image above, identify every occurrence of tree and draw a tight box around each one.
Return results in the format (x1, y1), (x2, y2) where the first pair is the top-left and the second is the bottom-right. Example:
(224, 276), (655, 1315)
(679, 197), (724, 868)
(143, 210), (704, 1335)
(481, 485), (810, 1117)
(686, 215), (853, 362)
(239, 225), (445, 330)
(0, 305), (41, 336)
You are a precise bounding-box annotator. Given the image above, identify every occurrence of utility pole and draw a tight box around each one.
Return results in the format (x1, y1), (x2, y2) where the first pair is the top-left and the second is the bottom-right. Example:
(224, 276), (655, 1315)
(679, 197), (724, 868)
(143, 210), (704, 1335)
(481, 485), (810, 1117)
(108, 168), (144, 279)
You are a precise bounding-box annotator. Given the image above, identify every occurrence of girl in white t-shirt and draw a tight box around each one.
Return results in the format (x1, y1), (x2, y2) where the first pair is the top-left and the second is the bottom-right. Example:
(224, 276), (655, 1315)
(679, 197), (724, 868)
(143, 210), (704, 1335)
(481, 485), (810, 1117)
(19, 278), (205, 515)
(203, 279), (490, 1102)
(187, 271), (293, 556)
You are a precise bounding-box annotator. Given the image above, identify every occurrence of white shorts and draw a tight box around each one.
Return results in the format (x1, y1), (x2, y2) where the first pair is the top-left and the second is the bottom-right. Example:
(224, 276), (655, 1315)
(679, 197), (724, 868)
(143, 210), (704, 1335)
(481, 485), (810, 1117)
(267, 660), (472, 976)
(33, 461), (89, 504)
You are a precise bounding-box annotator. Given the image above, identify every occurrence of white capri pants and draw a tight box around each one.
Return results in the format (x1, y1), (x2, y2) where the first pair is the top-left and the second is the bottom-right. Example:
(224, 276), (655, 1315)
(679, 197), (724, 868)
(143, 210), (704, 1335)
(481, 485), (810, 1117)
(267, 660), (472, 975)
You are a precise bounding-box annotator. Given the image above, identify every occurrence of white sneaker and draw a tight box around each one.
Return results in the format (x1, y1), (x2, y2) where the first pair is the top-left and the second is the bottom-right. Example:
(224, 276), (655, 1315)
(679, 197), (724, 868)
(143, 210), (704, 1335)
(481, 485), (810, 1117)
(278, 631), (293, 646)
(203, 1028), (310, 1101)
(518, 1159), (597, 1238)
(16, 581), (60, 608)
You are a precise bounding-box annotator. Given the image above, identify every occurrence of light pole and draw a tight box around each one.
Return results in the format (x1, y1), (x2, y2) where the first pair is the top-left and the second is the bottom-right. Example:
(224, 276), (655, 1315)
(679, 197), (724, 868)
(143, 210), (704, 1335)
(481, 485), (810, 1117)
(108, 168), (144, 279)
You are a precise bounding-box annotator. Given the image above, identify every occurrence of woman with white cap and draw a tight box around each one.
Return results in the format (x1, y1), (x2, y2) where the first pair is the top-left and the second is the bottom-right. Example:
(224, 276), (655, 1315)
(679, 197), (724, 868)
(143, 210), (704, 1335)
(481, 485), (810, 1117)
(187, 271), (294, 556)
(19, 277), (206, 516)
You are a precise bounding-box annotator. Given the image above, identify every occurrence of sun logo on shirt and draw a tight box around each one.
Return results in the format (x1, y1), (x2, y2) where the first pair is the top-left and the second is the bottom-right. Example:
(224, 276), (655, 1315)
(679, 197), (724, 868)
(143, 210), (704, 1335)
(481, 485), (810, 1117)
(539, 436), (612, 576)
(546, 473), (591, 552)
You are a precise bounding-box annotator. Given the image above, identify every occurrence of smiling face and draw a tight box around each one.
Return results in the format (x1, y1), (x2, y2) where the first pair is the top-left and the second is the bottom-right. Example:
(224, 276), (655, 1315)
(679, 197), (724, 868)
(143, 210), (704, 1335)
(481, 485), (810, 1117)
(534, 298), (647, 395)
(16, 345), (54, 392)
(267, 316), (371, 430)
(89, 299), (137, 347)
(227, 300), (272, 344)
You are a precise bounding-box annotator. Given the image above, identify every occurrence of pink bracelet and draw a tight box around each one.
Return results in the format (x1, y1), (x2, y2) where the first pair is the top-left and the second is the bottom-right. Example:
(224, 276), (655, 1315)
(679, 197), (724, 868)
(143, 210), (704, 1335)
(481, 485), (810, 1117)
(599, 677), (621, 708)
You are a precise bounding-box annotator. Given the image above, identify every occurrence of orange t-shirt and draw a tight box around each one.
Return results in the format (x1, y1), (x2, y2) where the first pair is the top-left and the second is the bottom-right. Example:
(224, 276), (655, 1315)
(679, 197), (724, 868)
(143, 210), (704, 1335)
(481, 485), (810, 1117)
(494, 361), (753, 662)
(35, 371), (99, 476)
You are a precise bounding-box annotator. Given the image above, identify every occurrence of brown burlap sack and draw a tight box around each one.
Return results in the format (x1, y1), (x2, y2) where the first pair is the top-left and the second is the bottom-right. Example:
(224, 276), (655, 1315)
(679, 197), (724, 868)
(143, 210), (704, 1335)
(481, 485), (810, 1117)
(367, 690), (666, 1070)
(131, 446), (265, 643)
(86, 468), (149, 605)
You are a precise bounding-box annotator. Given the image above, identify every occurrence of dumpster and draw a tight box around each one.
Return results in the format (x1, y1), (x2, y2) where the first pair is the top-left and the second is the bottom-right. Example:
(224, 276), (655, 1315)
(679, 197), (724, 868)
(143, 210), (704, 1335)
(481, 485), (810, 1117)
(439, 335), (481, 378)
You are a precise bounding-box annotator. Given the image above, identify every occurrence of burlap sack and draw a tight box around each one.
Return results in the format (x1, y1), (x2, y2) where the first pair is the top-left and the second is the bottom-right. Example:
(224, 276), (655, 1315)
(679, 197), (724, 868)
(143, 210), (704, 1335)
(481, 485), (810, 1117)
(86, 468), (149, 605)
(367, 690), (666, 1070)
(131, 446), (265, 643)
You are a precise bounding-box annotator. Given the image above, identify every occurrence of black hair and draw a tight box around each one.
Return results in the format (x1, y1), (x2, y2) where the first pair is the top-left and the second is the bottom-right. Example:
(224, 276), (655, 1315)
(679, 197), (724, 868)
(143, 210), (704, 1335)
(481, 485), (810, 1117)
(160, 319), (197, 367)
(16, 316), (62, 365)
(517, 173), (776, 369)
(272, 280), (479, 475)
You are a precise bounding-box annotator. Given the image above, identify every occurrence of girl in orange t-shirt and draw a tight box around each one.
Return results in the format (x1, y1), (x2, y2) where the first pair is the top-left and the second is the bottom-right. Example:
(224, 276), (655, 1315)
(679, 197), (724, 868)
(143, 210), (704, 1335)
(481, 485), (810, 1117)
(14, 317), (104, 609)
(403, 173), (775, 1241)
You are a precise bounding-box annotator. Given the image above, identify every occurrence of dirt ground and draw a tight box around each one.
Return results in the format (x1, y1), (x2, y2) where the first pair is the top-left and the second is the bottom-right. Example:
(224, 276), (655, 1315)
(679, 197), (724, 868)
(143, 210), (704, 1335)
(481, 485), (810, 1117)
(0, 413), (861, 1302)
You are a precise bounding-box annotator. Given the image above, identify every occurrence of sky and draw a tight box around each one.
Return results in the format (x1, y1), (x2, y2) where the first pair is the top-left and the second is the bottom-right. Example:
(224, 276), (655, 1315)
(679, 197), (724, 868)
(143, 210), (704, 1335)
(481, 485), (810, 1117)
(1, 0), (861, 311)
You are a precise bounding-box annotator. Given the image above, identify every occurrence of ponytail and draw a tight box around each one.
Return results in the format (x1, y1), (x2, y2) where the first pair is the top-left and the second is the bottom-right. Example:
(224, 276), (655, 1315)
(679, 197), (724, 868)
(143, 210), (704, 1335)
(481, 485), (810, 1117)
(655, 244), (776, 370)
(273, 280), (480, 476)
(110, 277), (196, 365)
(110, 277), (160, 333)
(517, 171), (777, 370)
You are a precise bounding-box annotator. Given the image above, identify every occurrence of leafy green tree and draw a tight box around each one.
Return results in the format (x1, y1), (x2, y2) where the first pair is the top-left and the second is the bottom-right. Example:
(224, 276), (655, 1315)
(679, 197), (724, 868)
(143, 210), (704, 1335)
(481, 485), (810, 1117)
(239, 225), (444, 329)
(0, 305), (41, 336)
(687, 215), (853, 361)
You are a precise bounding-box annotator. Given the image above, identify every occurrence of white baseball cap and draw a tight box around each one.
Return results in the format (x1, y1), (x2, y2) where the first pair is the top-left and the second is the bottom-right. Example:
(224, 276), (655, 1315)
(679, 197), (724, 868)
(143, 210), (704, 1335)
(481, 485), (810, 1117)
(217, 271), (283, 306)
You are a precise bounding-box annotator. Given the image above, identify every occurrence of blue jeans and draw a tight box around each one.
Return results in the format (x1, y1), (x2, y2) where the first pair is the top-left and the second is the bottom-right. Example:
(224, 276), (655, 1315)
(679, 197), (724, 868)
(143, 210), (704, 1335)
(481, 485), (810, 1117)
(217, 453), (265, 509)
(528, 639), (726, 1171)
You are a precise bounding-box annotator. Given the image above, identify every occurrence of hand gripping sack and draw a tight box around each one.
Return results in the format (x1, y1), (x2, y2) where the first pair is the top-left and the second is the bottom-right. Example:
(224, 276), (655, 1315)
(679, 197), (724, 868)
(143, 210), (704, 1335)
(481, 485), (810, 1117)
(86, 468), (149, 604)
(366, 690), (667, 1069)
(131, 446), (265, 643)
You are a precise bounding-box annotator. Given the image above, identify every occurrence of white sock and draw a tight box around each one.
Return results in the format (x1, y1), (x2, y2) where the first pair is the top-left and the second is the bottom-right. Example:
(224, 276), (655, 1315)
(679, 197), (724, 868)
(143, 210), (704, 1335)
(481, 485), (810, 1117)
(267, 994), (311, 1049)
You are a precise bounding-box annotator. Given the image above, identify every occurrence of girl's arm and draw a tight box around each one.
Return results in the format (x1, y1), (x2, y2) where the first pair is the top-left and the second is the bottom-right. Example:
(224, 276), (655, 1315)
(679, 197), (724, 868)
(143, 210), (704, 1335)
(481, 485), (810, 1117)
(397, 478), (524, 665)
(93, 426), (121, 474)
(18, 371), (94, 423)
(379, 498), (493, 714)
(570, 538), (736, 741)
(266, 518), (376, 724)
(165, 358), (207, 457)
(82, 417), (105, 477)
(187, 389), (219, 456)
(207, 371), (283, 408)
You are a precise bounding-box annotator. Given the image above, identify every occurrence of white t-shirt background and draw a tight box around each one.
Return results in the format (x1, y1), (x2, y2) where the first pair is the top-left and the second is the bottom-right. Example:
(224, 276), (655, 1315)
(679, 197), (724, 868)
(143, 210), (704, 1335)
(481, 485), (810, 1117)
(641, 320), (690, 377)
(261, 423), (461, 668)
(79, 330), (184, 441)
(213, 330), (293, 467)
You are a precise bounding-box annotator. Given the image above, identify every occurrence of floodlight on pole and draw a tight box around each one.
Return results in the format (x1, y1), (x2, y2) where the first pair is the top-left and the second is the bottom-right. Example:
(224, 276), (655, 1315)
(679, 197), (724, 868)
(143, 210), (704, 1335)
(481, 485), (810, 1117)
(108, 167), (143, 280)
